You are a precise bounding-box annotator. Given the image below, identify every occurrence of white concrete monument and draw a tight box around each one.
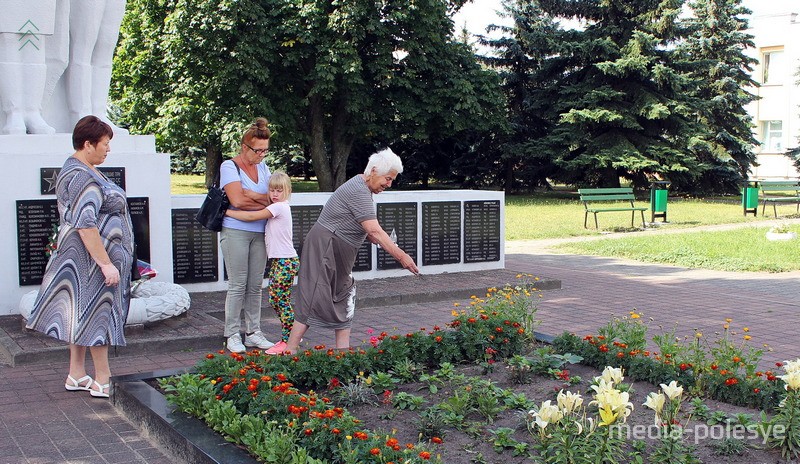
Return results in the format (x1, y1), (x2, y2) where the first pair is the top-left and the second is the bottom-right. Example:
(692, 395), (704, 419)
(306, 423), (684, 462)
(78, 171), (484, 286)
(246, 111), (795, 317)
(0, 0), (127, 134)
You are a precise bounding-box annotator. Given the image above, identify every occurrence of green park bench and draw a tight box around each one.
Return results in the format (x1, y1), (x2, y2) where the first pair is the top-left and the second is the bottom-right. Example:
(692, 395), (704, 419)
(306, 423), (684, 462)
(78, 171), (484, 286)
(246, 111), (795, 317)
(578, 187), (648, 229)
(759, 180), (800, 217)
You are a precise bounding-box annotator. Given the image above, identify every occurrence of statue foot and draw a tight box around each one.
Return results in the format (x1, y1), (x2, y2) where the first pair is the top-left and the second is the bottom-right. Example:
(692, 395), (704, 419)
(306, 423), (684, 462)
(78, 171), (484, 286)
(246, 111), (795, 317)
(0, 113), (26, 135)
(24, 114), (56, 135)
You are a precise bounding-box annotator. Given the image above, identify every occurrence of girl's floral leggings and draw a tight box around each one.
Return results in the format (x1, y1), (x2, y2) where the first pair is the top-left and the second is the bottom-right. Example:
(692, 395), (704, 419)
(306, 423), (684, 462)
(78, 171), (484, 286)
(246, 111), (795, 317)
(268, 257), (299, 342)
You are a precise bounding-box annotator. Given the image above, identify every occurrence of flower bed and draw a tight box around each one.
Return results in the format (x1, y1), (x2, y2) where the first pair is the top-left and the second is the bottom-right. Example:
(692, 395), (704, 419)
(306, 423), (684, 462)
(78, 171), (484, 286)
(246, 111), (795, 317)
(159, 282), (800, 463)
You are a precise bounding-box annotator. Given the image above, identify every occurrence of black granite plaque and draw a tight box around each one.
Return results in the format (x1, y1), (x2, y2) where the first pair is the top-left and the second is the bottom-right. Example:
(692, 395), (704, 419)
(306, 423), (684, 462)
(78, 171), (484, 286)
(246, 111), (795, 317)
(127, 197), (151, 262)
(292, 206), (323, 258)
(422, 201), (461, 266)
(377, 202), (418, 270)
(40, 168), (59, 195)
(464, 200), (501, 263)
(172, 208), (219, 283)
(40, 167), (126, 195)
(16, 199), (59, 286)
(353, 242), (372, 272)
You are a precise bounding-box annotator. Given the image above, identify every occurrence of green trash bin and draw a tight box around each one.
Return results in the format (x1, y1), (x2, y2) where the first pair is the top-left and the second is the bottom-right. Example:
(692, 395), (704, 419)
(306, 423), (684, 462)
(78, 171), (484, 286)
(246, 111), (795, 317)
(650, 181), (670, 223)
(742, 181), (759, 216)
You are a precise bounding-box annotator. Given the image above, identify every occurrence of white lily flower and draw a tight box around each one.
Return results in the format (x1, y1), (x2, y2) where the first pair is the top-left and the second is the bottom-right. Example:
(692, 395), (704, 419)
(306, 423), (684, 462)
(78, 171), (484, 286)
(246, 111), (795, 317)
(783, 359), (800, 374)
(557, 390), (584, 413)
(779, 371), (800, 390)
(660, 380), (683, 400)
(599, 366), (625, 386)
(532, 400), (564, 430)
(643, 392), (666, 418)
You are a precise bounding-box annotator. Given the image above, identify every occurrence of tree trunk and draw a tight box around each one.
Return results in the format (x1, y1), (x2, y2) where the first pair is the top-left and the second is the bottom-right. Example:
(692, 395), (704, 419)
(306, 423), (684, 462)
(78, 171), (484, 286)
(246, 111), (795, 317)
(504, 158), (515, 193)
(330, 96), (353, 189)
(307, 95), (334, 191)
(600, 166), (621, 188)
(204, 143), (222, 189)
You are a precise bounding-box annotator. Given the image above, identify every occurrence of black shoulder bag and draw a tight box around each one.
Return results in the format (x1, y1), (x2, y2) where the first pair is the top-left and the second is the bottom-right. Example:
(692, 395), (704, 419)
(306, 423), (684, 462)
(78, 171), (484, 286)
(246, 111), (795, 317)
(195, 161), (240, 232)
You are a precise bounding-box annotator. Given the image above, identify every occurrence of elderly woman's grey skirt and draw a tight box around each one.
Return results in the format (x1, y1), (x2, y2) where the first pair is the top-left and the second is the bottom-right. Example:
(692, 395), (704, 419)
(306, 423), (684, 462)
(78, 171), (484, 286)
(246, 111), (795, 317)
(294, 223), (357, 330)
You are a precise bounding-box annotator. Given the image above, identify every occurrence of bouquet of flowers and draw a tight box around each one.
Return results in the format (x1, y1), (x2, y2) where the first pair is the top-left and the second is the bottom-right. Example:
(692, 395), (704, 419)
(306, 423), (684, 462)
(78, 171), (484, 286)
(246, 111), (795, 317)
(44, 224), (59, 259)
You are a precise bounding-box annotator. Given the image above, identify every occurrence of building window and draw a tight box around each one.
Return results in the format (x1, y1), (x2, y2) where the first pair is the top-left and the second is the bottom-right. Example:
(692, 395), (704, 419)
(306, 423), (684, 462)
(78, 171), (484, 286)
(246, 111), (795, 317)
(762, 49), (784, 84)
(762, 120), (783, 152)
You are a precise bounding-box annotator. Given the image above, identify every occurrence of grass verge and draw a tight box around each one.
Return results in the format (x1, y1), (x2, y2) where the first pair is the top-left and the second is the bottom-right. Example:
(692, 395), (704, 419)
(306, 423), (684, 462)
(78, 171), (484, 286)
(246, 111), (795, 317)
(555, 224), (800, 272)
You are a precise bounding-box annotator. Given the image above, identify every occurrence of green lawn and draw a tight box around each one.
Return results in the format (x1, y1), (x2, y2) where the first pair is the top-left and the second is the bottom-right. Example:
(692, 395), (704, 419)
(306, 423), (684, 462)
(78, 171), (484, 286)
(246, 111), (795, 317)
(555, 225), (800, 272)
(505, 193), (776, 240)
(171, 174), (319, 195)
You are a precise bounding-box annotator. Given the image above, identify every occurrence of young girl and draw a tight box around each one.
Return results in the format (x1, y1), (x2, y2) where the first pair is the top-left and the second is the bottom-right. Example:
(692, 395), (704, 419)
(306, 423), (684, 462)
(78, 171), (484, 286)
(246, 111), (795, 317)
(225, 171), (298, 352)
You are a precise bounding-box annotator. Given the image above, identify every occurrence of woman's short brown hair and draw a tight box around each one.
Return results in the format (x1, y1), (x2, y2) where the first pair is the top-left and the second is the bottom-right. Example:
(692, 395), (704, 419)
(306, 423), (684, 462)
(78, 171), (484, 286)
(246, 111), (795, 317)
(72, 115), (114, 150)
(241, 117), (271, 145)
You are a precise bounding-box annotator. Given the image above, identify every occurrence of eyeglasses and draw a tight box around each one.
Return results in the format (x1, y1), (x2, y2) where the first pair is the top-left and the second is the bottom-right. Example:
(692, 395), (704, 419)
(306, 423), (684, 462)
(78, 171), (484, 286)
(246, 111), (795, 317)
(245, 143), (269, 155)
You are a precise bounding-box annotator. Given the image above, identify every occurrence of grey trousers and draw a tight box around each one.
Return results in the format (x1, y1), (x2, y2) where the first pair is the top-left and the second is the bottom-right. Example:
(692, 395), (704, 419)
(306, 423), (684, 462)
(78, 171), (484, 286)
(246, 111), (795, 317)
(220, 227), (267, 337)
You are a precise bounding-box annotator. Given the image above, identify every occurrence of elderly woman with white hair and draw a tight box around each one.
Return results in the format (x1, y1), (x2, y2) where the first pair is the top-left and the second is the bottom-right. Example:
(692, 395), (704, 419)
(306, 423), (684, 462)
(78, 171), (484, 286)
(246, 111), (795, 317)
(266, 148), (419, 354)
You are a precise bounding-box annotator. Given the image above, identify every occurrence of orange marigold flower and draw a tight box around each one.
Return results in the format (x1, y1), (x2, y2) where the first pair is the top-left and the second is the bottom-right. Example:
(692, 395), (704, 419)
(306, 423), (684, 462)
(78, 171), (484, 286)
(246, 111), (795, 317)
(206, 354), (215, 359)
(370, 448), (381, 456)
(419, 451), (431, 459)
(432, 436), (443, 444)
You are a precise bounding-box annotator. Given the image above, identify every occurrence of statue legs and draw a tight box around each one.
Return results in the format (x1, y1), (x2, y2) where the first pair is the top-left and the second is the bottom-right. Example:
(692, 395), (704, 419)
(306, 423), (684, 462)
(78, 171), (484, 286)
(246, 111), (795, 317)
(0, 62), (56, 135)
(65, 0), (127, 133)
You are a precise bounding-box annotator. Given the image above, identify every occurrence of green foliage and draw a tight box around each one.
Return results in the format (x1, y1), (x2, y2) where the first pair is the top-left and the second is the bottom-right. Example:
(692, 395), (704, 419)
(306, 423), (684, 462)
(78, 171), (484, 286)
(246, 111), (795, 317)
(392, 392), (427, 411)
(417, 407), (448, 440)
(334, 375), (378, 408)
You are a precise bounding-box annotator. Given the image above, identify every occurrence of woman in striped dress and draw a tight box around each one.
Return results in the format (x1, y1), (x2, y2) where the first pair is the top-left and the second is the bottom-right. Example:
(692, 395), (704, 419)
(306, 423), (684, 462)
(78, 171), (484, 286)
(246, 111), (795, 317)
(26, 115), (133, 399)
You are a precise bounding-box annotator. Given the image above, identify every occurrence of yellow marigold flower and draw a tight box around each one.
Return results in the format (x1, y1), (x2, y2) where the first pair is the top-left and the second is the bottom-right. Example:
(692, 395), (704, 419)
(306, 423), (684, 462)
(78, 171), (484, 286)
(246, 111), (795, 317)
(451, 310), (459, 317)
(516, 274), (522, 278)
(453, 303), (460, 307)
(725, 318), (732, 323)
(629, 312), (641, 319)
(723, 324), (729, 330)
(744, 335), (752, 341)
(743, 327), (750, 332)
(695, 332), (702, 338)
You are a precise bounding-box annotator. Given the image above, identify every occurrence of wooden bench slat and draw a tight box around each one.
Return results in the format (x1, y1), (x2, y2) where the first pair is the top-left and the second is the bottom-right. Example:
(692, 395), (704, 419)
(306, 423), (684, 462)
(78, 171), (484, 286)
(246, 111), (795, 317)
(580, 194), (636, 201)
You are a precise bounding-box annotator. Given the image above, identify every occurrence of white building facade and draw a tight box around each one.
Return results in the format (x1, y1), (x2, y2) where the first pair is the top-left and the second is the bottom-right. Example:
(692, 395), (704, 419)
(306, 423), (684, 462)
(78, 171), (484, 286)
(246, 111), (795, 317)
(744, 0), (800, 179)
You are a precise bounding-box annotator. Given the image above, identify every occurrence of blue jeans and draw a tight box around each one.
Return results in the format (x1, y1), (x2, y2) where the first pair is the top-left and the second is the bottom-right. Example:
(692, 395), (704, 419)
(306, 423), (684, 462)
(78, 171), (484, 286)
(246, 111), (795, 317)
(220, 227), (267, 337)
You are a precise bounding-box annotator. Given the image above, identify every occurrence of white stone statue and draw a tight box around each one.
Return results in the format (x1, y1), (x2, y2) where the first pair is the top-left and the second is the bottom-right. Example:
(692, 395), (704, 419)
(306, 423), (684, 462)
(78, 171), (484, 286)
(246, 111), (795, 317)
(0, 1), (58, 134)
(0, 0), (127, 134)
(61, 0), (128, 132)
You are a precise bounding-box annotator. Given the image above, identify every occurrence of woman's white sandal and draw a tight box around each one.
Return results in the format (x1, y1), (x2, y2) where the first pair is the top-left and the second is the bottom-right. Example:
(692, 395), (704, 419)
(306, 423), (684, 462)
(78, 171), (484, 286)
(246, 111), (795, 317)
(89, 380), (110, 398)
(65, 374), (93, 392)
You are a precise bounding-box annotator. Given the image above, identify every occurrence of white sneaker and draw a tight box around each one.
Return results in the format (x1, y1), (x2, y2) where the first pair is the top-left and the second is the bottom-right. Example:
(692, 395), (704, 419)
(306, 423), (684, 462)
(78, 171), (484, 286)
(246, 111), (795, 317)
(226, 333), (245, 353)
(244, 331), (275, 349)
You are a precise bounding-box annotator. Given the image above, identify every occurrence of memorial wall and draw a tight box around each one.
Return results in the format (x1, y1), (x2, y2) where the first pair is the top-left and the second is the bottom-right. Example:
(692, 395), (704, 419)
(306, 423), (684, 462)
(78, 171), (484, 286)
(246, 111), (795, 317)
(170, 190), (504, 293)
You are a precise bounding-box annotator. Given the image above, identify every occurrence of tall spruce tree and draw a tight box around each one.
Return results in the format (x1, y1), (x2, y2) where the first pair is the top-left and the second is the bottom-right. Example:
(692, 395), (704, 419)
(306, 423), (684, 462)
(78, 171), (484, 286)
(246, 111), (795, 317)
(675, 0), (759, 193)
(526, 0), (707, 188)
(480, 0), (561, 192)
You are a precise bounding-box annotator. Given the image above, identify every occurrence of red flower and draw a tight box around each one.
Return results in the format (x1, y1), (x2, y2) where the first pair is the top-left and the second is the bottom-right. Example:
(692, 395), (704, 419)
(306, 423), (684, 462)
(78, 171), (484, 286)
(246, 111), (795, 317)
(206, 354), (215, 359)
(419, 451), (431, 460)
(432, 436), (443, 444)
(370, 448), (381, 455)
(725, 377), (738, 386)
(304, 428), (313, 436)
(276, 373), (287, 382)
(679, 363), (688, 371)
(599, 344), (609, 352)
